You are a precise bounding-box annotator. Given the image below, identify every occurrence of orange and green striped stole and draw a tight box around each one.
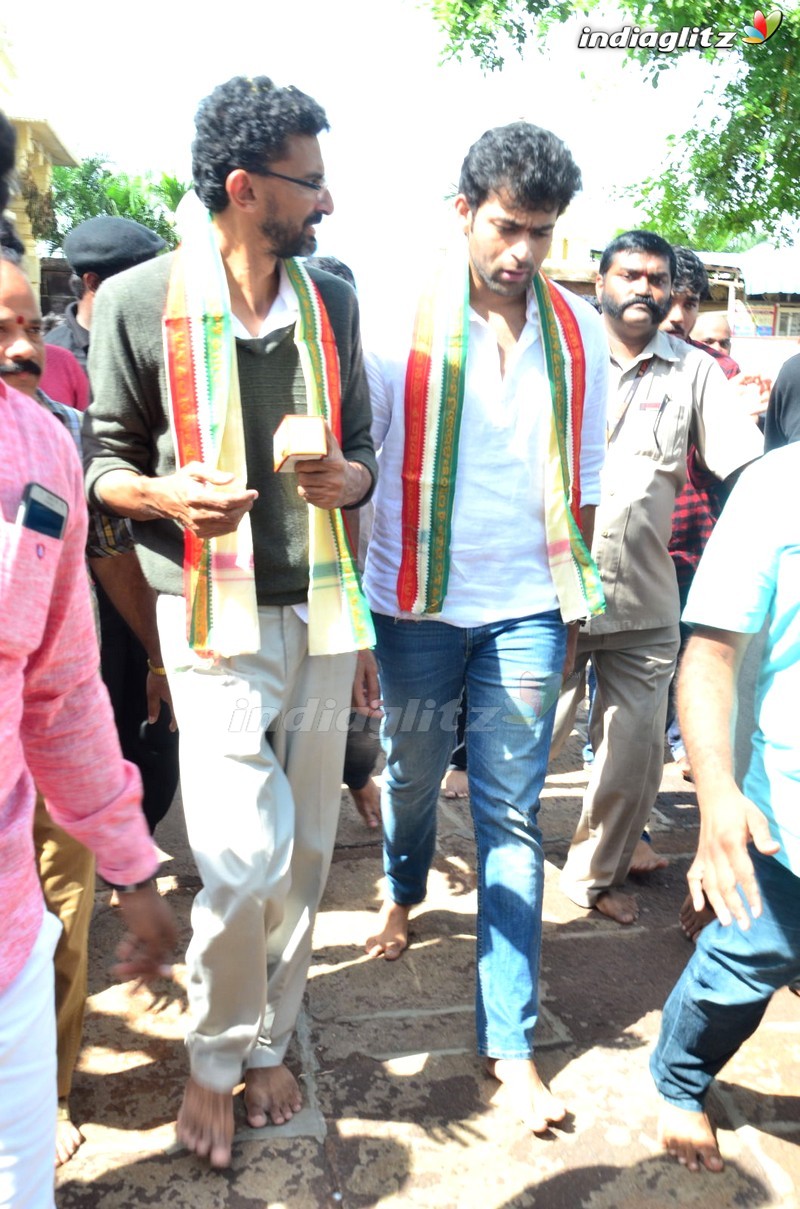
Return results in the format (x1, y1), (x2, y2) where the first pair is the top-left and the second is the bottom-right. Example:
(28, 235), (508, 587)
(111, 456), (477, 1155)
(398, 260), (469, 613)
(284, 258), (374, 655)
(163, 191), (374, 656)
(534, 273), (605, 621)
(164, 194), (260, 656)
(398, 262), (604, 623)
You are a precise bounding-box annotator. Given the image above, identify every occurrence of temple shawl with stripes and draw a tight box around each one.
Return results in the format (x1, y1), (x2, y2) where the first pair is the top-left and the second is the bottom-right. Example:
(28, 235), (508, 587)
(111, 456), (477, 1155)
(163, 190), (374, 658)
(398, 258), (605, 624)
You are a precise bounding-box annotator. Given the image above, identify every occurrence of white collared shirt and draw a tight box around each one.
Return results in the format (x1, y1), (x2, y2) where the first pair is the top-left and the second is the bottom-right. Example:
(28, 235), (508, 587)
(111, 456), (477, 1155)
(230, 261), (298, 339)
(364, 283), (608, 626)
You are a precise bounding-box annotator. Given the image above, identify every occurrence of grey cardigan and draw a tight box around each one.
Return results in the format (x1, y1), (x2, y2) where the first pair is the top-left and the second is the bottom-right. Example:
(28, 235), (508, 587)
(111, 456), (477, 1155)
(83, 253), (376, 601)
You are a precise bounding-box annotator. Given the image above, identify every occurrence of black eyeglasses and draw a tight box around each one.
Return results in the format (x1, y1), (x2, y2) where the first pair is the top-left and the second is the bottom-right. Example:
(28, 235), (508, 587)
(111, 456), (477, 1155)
(257, 169), (328, 196)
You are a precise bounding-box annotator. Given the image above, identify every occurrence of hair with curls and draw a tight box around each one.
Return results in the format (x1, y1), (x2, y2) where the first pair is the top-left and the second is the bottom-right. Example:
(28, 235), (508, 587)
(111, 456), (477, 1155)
(671, 245), (710, 299)
(598, 230), (677, 279)
(192, 76), (329, 213)
(458, 122), (581, 216)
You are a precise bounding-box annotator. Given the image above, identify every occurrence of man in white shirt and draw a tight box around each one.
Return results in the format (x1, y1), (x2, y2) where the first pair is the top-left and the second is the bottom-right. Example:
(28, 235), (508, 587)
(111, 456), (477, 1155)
(363, 122), (608, 1131)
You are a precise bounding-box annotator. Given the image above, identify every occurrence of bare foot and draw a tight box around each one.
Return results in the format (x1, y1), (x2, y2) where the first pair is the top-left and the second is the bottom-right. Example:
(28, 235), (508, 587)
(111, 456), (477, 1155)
(486, 1058), (567, 1133)
(243, 1065), (302, 1127)
(177, 1076), (234, 1168)
(349, 780), (382, 829)
(365, 900), (410, 960)
(441, 768), (469, 799)
(629, 837), (669, 874)
(55, 1099), (84, 1167)
(595, 888), (639, 925)
(658, 1101), (723, 1172)
(679, 892), (716, 941)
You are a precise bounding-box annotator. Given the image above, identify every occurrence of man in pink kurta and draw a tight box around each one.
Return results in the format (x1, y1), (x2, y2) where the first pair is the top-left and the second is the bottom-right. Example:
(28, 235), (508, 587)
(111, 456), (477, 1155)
(0, 369), (176, 1208)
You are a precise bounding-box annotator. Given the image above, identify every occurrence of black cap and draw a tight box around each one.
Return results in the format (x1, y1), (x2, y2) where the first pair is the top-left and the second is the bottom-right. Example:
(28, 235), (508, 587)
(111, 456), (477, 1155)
(63, 216), (166, 277)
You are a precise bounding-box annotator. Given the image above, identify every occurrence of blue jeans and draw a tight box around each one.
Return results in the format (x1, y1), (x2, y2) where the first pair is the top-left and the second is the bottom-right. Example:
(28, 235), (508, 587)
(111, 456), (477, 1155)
(651, 847), (800, 1111)
(373, 609), (566, 1060)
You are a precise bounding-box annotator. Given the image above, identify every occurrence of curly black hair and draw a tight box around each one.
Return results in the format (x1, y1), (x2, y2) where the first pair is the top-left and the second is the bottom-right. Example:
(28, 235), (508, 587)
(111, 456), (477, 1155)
(192, 76), (329, 213)
(672, 245), (710, 300)
(598, 230), (677, 279)
(458, 122), (581, 216)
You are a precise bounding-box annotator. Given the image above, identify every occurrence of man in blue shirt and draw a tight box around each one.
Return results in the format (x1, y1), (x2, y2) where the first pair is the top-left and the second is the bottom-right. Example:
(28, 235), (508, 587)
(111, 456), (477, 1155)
(651, 444), (800, 1172)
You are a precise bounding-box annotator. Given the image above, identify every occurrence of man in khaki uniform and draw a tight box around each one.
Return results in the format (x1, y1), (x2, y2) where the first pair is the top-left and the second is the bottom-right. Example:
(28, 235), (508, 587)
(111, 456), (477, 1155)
(552, 230), (762, 925)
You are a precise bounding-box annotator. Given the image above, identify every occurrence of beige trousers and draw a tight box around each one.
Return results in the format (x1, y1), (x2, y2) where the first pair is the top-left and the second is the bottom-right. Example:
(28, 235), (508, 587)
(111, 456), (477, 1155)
(551, 626), (680, 908)
(33, 793), (95, 1100)
(157, 597), (355, 1093)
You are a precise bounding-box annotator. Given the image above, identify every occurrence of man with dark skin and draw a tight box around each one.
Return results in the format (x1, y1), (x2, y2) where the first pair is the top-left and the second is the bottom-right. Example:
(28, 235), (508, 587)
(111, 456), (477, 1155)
(0, 254), (174, 1167)
(552, 231), (762, 926)
(0, 245), (176, 1208)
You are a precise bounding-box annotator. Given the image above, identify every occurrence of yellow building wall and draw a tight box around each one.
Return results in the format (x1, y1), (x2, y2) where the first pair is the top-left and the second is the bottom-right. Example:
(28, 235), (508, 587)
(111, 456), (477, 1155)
(0, 24), (77, 291)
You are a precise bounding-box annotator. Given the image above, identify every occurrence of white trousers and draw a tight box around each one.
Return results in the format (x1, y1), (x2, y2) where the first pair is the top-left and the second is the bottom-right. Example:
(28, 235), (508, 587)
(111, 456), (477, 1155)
(0, 911), (61, 1209)
(157, 598), (355, 1092)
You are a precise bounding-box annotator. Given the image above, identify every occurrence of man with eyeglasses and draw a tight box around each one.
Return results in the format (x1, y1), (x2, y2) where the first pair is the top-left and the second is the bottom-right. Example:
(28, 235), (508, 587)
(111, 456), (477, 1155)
(551, 231), (762, 927)
(82, 76), (378, 1169)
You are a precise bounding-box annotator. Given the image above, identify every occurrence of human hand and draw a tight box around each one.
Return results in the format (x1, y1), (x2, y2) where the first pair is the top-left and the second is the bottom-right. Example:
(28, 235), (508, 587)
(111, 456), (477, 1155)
(146, 669), (177, 731)
(147, 462), (258, 538)
(731, 373), (772, 421)
(112, 881), (178, 985)
(562, 623), (579, 681)
(295, 426), (370, 510)
(686, 787), (780, 930)
(352, 649), (383, 716)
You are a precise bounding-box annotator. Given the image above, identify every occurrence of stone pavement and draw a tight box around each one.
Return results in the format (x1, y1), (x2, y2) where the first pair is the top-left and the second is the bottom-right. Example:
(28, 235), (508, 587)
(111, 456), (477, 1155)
(56, 730), (800, 1208)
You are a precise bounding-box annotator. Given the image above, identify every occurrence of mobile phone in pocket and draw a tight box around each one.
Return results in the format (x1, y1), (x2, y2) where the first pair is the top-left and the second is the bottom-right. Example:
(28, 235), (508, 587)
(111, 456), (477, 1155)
(15, 482), (69, 540)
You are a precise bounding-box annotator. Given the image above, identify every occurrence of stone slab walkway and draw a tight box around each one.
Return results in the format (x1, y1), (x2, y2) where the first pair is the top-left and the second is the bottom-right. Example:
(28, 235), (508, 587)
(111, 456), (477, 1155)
(55, 733), (800, 1208)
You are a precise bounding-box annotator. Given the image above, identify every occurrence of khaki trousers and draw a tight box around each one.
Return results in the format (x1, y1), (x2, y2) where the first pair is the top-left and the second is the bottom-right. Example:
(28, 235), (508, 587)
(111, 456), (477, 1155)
(33, 793), (95, 1100)
(157, 597), (355, 1093)
(551, 626), (680, 908)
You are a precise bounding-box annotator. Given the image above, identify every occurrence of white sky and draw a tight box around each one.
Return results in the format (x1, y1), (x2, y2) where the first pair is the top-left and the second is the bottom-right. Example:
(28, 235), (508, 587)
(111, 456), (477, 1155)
(5, 0), (726, 302)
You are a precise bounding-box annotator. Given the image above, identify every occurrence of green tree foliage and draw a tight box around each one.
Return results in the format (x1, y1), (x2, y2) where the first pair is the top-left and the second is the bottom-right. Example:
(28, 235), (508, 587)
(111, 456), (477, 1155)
(430, 0), (800, 245)
(37, 156), (190, 251)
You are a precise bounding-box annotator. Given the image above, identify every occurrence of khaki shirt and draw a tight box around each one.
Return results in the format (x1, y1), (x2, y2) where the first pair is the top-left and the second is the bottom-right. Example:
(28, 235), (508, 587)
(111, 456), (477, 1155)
(588, 330), (763, 635)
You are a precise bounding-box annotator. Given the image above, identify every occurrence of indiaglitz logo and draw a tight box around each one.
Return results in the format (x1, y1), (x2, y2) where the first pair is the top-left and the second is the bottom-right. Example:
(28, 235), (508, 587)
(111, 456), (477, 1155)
(578, 5), (784, 52)
(743, 8), (783, 43)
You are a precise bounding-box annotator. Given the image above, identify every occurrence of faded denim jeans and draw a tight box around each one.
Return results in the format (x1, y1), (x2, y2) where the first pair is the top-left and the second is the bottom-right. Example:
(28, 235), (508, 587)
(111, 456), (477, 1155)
(373, 609), (565, 1060)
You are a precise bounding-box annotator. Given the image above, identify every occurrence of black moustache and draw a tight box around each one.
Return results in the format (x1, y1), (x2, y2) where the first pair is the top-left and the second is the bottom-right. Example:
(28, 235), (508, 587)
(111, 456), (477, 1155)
(623, 295), (662, 316)
(0, 358), (41, 377)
